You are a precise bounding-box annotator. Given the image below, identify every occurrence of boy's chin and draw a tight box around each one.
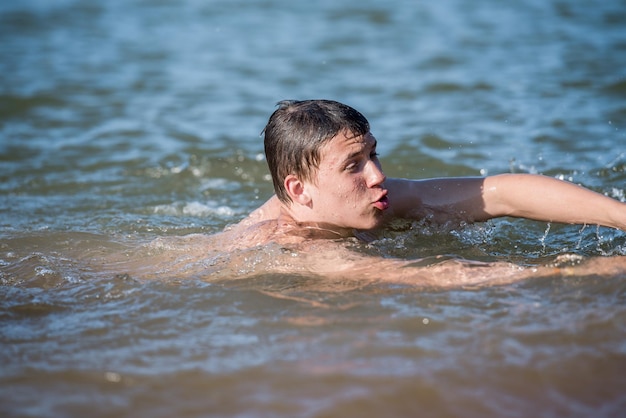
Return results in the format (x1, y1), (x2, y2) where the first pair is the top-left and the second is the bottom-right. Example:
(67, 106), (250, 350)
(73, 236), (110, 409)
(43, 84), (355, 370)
(353, 218), (385, 232)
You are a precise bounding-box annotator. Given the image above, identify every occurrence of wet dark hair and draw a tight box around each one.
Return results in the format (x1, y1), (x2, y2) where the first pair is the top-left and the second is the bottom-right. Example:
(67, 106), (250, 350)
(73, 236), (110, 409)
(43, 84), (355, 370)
(263, 99), (370, 203)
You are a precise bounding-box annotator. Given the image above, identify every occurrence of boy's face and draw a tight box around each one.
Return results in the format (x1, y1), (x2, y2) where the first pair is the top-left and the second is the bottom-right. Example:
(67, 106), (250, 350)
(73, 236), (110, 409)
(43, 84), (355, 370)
(304, 131), (389, 231)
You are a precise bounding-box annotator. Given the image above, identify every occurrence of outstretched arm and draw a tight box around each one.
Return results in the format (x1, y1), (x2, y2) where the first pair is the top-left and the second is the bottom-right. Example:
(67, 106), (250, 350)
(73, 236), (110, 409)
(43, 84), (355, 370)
(387, 174), (626, 231)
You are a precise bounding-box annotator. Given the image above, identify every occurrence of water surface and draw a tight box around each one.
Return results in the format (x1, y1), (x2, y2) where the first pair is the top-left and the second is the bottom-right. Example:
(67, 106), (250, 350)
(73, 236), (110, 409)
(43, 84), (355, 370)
(1, 0), (626, 416)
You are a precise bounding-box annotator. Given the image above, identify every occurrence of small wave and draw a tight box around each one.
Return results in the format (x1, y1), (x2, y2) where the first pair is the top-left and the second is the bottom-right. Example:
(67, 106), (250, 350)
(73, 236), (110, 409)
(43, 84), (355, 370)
(199, 178), (242, 192)
(603, 79), (626, 96)
(152, 201), (236, 218)
(422, 81), (493, 94)
(361, 217), (626, 262)
(0, 252), (85, 288)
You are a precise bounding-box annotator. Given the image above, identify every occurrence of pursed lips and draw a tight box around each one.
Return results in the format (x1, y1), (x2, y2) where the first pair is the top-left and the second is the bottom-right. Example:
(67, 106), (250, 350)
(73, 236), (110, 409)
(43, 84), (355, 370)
(372, 189), (389, 211)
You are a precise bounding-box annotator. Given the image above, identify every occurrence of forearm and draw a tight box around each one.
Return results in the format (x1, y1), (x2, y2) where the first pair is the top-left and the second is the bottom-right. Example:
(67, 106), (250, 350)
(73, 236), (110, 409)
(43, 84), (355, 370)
(483, 174), (626, 230)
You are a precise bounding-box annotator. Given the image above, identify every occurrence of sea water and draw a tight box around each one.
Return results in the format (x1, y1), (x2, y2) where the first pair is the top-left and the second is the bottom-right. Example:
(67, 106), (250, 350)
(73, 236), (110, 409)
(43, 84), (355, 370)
(1, 0), (626, 416)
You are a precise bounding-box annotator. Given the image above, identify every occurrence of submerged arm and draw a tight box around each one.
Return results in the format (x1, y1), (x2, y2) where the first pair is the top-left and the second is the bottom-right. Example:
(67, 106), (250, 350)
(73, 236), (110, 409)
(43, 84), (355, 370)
(270, 239), (626, 289)
(387, 174), (626, 231)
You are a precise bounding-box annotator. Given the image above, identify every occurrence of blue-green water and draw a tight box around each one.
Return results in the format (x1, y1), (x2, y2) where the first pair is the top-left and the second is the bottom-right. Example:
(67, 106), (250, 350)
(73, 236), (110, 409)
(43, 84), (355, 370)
(1, 0), (626, 417)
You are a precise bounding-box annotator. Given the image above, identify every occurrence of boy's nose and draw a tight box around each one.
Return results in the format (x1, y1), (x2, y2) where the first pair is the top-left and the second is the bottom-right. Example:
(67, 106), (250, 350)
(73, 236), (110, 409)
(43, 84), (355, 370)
(365, 160), (386, 188)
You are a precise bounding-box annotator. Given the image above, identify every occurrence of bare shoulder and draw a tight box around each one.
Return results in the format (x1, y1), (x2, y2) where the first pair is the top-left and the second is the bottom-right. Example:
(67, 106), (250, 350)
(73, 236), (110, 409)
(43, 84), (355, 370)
(235, 195), (282, 228)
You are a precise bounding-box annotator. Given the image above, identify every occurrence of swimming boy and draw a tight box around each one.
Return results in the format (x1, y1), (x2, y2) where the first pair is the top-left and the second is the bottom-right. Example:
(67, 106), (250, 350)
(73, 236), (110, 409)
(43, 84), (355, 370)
(116, 99), (625, 285)
(235, 99), (626, 243)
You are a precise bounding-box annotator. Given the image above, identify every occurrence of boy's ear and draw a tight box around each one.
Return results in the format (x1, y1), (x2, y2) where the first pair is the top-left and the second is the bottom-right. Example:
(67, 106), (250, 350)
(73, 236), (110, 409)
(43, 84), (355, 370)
(284, 174), (312, 206)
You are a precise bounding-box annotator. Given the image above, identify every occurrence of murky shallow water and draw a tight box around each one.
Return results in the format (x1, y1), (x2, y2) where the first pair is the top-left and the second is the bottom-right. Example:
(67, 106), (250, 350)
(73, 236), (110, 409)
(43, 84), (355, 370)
(1, 0), (626, 416)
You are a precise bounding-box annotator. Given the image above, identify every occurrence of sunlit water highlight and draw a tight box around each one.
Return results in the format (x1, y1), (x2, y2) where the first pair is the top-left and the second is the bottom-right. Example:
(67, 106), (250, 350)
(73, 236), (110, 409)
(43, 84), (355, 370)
(1, 0), (626, 417)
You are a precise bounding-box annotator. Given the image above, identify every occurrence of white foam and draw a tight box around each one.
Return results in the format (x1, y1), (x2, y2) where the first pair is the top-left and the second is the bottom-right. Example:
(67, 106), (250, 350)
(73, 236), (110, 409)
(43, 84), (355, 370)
(153, 201), (236, 217)
(609, 187), (625, 202)
(200, 178), (241, 191)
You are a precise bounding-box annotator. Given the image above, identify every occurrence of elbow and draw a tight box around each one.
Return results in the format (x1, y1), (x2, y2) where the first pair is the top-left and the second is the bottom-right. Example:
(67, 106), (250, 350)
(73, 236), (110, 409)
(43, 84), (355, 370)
(481, 175), (515, 219)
